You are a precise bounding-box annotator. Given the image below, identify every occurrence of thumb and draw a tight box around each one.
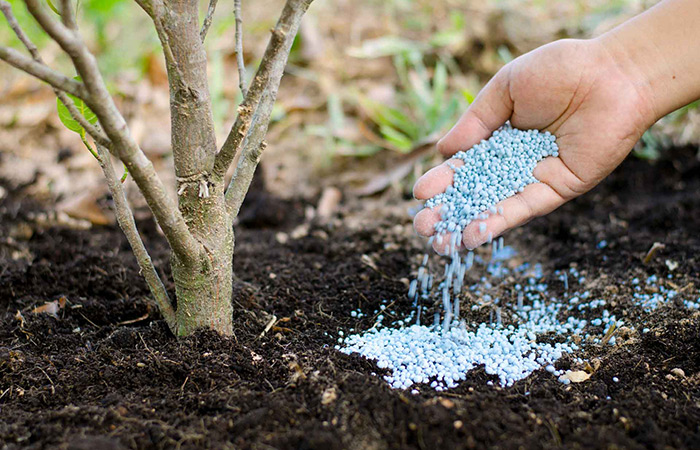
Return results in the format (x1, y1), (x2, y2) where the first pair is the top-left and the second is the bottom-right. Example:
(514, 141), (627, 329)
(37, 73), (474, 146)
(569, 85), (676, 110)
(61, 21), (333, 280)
(437, 64), (514, 157)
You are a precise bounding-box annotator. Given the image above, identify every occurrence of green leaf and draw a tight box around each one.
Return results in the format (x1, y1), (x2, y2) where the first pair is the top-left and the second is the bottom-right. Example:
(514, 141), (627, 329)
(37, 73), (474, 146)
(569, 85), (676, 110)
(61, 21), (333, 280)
(57, 93), (97, 133)
(432, 96), (459, 133)
(327, 93), (345, 132)
(335, 144), (381, 158)
(56, 77), (97, 134)
(347, 37), (426, 59)
(46, 0), (60, 15)
(497, 45), (514, 64)
(357, 95), (418, 139)
(83, 0), (123, 14)
(429, 11), (466, 48)
(432, 62), (448, 104)
(633, 130), (661, 160)
(461, 89), (475, 105)
(379, 125), (413, 153)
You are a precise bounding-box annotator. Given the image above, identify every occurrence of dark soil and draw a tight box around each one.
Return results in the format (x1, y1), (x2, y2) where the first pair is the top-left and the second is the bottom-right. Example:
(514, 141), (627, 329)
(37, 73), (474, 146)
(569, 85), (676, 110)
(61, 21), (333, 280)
(1, 149), (699, 450)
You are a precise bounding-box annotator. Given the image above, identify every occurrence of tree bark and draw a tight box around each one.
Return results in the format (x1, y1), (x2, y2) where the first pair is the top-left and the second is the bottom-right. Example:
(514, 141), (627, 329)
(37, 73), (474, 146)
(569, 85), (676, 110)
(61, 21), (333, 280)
(171, 211), (234, 336)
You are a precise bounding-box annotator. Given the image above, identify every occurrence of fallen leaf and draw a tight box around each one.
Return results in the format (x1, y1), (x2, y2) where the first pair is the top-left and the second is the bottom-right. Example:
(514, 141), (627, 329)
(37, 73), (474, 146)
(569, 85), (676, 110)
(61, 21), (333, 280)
(145, 51), (168, 86)
(438, 398), (455, 409)
(665, 259), (679, 271)
(361, 254), (378, 271)
(56, 189), (112, 225)
(354, 145), (433, 196)
(561, 370), (591, 383)
(14, 310), (25, 327)
(32, 300), (65, 318)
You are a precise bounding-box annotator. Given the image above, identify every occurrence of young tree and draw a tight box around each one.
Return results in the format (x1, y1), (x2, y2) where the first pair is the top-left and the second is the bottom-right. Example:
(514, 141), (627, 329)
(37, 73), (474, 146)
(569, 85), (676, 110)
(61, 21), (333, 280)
(0, 0), (314, 336)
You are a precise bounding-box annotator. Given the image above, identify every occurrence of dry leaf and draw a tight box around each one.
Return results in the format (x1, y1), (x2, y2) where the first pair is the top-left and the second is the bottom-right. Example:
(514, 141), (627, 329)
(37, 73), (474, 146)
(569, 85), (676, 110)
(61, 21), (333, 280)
(438, 398), (455, 409)
(145, 52), (168, 86)
(354, 145), (432, 196)
(361, 254), (378, 271)
(14, 310), (25, 327)
(31, 298), (66, 318)
(0, 155), (37, 189)
(57, 189), (112, 225)
(561, 370), (591, 383)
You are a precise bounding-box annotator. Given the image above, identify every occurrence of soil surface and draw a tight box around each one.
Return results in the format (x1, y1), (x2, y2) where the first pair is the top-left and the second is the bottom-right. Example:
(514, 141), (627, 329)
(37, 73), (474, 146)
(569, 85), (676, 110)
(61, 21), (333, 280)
(1, 149), (699, 450)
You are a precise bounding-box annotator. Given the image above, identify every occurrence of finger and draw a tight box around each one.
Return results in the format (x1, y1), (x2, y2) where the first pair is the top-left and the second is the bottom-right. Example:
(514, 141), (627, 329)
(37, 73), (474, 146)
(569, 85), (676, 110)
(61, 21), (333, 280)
(413, 206), (441, 237)
(533, 156), (589, 201)
(461, 182), (565, 249)
(437, 66), (514, 158)
(414, 206), (464, 255)
(432, 231), (464, 256)
(413, 159), (464, 200)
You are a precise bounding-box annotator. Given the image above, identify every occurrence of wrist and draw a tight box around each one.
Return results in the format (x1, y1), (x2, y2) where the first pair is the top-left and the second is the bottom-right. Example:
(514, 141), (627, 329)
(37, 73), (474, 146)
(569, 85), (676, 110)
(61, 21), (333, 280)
(594, 0), (700, 124)
(593, 33), (661, 127)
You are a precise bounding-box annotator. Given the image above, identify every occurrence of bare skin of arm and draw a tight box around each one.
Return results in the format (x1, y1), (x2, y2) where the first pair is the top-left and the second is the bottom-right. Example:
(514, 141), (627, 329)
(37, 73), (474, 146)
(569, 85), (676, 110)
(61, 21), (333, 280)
(413, 0), (700, 253)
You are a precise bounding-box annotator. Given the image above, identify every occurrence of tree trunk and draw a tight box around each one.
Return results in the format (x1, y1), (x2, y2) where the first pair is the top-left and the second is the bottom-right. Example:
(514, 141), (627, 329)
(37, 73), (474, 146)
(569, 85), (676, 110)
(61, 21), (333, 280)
(157, 0), (232, 336)
(171, 230), (234, 336)
(172, 180), (234, 336)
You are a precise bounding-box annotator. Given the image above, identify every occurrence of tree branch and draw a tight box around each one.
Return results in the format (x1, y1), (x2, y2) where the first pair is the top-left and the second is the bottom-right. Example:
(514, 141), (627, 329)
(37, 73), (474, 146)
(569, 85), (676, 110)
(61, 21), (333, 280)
(213, 0), (312, 182)
(1, 1), (109, 147)
(23, 0), (202, 266)
(234, 0), (246, 97)
(134, 0), (185, 88)
(1, 0), (174, 324)
(58, 0), (77, 30)
(220, 0), (313, 213)
(95, 144), (176, 329)
(226, 139), (265, 216)
(200, 0), (218, 42)
(0, 45), (87, 99)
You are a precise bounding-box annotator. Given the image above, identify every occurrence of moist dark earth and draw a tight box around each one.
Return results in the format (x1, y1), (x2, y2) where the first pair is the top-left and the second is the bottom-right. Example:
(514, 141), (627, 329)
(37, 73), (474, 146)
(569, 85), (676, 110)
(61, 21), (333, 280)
(1, 149), (699, 449)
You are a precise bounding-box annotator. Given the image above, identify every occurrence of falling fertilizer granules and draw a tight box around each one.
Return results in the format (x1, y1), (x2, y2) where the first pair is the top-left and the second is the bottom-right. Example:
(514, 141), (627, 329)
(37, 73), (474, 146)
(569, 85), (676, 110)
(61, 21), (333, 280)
(339, 125), (700, 392)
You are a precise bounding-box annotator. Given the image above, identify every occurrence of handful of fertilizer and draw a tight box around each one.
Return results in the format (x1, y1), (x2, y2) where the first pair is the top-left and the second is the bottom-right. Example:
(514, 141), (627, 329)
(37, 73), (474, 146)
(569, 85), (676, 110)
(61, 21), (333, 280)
(426, 123), (559, 247)
(409, 123), (559, 329)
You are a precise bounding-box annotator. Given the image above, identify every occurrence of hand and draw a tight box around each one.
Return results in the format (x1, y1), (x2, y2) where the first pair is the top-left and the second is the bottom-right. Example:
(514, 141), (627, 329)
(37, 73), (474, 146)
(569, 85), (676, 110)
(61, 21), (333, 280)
(413, 38), (657, 252)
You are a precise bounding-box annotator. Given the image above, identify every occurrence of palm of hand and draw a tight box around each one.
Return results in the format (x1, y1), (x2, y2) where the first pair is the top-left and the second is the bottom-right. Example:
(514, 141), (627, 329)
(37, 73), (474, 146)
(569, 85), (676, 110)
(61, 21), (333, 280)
(413, 39), (655, 251)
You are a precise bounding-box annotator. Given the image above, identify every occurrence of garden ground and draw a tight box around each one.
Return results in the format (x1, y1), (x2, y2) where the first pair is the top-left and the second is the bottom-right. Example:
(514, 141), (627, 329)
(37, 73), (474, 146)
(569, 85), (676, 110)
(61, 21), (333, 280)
(0, 146), (699, 449)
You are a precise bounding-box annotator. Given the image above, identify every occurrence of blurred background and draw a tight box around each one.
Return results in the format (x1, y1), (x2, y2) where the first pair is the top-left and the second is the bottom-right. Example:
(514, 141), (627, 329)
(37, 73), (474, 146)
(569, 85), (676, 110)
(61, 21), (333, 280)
(1, 0), (697, 226)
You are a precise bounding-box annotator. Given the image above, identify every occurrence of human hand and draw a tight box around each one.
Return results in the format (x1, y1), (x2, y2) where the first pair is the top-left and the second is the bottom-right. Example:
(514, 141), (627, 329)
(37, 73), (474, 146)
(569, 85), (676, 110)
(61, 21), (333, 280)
(413, 38), (657, 252)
